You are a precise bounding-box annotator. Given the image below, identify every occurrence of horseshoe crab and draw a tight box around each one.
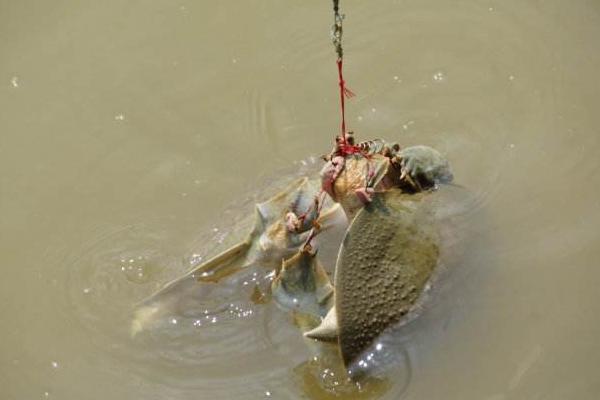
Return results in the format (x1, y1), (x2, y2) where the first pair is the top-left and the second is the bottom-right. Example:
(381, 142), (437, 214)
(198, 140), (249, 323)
(131, 177), (346, 335)
(132, 135), (457, 372)
(181, 177), (341, 283)
(309, 189), (443, 366)
(272, 141), (456, 367)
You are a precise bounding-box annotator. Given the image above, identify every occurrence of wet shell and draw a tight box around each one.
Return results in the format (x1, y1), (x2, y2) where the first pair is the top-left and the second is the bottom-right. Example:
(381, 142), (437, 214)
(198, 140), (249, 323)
(334, 189), (440, 367)
(330, 154), (389, 217)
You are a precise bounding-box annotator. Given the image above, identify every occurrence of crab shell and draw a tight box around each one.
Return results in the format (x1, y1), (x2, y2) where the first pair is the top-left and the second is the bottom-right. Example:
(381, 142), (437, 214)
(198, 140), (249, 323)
(307, 145), (457, 368)
(320, 154), (391, 218)
(321, 145), (455, 217)
(333, 188), (440, 367)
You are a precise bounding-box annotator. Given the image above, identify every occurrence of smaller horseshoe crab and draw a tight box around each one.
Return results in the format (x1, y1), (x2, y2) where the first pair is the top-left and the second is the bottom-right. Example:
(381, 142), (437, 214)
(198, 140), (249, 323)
(132, 132), (459, 373)
(189, 177), (342, 283)
(131, 177), (346, 335)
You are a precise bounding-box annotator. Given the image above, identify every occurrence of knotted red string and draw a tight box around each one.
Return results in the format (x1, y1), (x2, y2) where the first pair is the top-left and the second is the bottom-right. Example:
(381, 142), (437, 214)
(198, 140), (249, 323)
(337, 59), (355, 149)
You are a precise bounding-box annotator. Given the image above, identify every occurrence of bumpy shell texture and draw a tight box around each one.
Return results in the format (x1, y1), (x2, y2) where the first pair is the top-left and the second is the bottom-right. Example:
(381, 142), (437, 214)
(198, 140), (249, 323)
(334, 189), (440, 367)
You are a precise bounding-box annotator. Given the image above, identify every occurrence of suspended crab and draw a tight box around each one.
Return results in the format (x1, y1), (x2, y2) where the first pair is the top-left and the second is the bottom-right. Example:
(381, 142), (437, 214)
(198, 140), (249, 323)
(132, 134), (456, 371)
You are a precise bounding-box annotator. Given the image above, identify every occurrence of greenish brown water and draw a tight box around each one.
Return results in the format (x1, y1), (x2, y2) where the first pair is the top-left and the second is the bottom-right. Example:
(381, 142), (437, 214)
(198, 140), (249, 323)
(2, 0), (600, 399)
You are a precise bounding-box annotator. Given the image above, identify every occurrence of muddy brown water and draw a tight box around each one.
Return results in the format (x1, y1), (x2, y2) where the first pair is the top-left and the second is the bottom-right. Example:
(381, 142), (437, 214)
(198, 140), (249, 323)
(2, 0), (600, 399)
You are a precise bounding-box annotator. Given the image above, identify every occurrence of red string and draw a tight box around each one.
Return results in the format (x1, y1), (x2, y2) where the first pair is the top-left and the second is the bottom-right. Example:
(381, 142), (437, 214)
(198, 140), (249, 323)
(337, 59), (355, 148)
(342, 143), (362, 155)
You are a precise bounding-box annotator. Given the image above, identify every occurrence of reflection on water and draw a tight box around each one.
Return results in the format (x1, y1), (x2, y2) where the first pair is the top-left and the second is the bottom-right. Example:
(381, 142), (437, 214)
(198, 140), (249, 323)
(2, 0), (600, 399)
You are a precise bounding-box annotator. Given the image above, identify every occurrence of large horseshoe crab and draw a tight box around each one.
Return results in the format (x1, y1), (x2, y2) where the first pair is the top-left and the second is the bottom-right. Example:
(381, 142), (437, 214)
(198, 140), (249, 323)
(132, 135), (457, 371)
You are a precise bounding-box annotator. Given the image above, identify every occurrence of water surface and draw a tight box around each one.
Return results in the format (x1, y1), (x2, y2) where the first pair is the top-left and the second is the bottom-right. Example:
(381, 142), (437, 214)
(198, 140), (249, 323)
(1, 0), (600, 399)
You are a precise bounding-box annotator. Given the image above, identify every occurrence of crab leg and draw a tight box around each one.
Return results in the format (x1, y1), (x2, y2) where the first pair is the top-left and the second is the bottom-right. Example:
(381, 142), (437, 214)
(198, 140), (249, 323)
(400, 167), (422, 191)
(394, 155), (423, 192)
(354, 157), (378, 204)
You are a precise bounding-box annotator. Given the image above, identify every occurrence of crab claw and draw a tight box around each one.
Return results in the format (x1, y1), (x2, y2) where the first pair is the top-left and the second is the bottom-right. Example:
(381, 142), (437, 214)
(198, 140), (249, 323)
(398, 163), (422, 192)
